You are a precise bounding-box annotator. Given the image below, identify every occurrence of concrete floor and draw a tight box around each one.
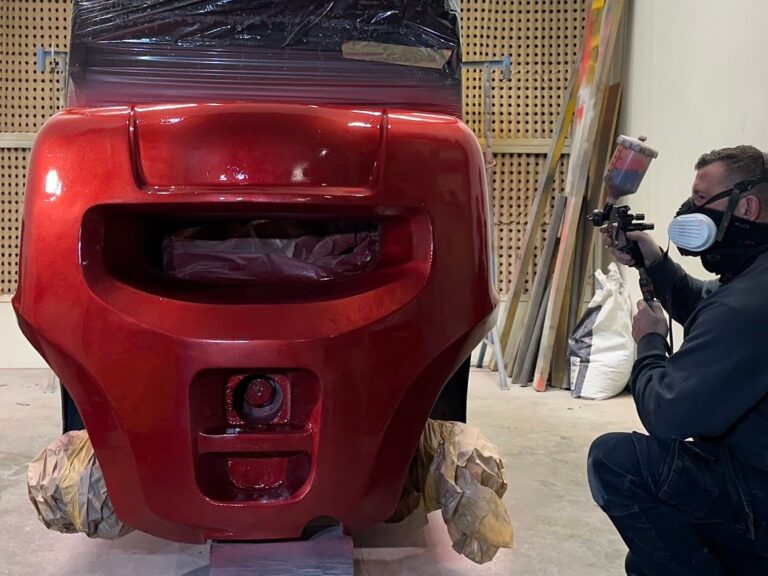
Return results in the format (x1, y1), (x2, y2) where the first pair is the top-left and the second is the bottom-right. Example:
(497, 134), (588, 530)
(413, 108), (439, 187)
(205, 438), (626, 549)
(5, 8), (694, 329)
(0, 368), (643, 575)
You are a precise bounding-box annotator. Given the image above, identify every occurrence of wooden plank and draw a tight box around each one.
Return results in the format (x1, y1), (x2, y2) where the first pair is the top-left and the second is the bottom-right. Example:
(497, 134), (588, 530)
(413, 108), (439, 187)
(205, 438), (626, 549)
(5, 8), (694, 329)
(518, 280), (553, 387)
(592, 85), (625, 279)
(0, 133), (36, 148)
(479, 138), (572, 155)
(533, 0), (625, 393)
(509, 194), (567, 382)
(568, 201), (587, 334)
(551, 248), (576, 390)
(533, 193), (580, 392)
(574, 82), (623, 319)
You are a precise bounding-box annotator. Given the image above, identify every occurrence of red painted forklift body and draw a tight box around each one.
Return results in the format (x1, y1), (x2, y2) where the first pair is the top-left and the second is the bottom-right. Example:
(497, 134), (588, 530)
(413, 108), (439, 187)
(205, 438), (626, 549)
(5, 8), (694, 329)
(13, 103), (497, 543)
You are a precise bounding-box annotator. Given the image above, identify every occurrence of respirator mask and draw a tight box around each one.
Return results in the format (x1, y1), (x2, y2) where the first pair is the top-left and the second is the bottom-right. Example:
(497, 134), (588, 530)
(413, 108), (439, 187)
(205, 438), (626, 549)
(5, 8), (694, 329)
(668, 152), (768, 276)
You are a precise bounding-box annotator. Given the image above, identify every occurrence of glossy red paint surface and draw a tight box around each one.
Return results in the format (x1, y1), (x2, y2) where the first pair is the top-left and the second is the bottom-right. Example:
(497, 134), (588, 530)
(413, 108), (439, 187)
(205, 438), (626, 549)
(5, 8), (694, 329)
(13, 103), (497, 543)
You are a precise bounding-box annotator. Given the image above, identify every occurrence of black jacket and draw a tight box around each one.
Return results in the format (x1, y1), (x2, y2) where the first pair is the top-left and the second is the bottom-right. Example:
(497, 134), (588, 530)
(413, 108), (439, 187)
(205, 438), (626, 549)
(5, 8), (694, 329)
(633, 251), (768, 471)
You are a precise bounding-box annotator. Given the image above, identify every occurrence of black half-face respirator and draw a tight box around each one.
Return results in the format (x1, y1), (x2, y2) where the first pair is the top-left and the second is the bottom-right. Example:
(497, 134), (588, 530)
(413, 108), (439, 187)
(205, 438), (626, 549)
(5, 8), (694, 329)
(668, 152), (768, 276)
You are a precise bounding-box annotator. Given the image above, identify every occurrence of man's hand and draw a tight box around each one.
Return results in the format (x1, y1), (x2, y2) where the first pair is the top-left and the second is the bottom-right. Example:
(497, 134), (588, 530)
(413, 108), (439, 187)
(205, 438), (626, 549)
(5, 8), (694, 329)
(600, 227), (663, 268)
(632, 300), (668, 343)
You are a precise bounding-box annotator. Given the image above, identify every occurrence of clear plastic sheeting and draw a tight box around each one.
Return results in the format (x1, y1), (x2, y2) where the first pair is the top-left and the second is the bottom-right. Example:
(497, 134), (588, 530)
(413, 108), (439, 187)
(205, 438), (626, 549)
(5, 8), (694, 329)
(68, 44), (461, 114)
(27, 430), (133, 539)
(68, 0), (461, 115)
(392, 419), (514, 564)
(163, 220), (380, 283)
(71, 0), (459, 53)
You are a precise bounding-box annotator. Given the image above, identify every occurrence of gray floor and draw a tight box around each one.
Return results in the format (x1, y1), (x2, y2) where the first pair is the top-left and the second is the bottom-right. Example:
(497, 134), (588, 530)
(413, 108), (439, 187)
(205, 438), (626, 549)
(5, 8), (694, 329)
(0, 368), (642, 575)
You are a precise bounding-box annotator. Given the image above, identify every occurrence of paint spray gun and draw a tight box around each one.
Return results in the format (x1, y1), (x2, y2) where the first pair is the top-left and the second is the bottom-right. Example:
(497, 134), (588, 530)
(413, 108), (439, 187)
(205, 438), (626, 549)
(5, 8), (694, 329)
(588, 135), (659, 302)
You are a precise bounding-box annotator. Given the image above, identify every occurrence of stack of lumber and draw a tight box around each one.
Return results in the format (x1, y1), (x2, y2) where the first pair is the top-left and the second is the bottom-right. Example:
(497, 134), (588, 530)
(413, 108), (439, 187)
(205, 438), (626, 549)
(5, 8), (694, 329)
(494, 0), (625, 391)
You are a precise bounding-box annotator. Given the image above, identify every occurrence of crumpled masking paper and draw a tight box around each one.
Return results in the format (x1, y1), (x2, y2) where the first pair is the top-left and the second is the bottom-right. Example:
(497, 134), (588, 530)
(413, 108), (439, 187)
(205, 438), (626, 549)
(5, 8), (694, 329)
(27, 430), (132, 539)
(392, 419), (513, 563)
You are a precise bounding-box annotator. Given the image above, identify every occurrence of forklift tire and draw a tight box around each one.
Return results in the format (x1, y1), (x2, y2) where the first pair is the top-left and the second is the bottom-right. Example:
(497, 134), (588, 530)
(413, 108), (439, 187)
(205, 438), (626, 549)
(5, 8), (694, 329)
(429, 357), (470, 423)
(61, 385), (85, 433)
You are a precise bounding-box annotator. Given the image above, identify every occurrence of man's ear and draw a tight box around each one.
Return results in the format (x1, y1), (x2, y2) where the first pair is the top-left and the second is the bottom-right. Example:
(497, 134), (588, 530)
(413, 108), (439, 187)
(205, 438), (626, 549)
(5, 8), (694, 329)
(737, 194), (762, 221)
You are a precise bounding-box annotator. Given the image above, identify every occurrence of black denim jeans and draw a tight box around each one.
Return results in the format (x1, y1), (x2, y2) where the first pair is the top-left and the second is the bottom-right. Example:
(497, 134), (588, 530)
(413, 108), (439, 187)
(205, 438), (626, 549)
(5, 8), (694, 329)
(588, 432), (768, 575)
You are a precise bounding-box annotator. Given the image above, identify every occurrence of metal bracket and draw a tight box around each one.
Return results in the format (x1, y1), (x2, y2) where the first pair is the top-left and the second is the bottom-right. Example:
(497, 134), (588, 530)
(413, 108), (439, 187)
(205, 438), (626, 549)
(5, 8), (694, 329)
(461, 55), (512, 79)
(35, 46), (69, 110)
(461, 57), (513, 389)
(461, 56), (513, 178)
(35, 46), (67, 74)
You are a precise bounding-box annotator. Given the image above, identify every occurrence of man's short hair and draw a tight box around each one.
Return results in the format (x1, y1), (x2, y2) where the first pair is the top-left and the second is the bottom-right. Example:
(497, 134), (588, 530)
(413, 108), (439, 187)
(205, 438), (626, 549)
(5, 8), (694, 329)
(696, 145), (768, 219)
(695, 145), (767, 184)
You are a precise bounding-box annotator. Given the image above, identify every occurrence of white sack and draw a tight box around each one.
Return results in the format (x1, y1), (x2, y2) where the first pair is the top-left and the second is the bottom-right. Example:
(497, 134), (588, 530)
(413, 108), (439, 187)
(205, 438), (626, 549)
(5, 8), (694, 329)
(568, 263), (635, 400)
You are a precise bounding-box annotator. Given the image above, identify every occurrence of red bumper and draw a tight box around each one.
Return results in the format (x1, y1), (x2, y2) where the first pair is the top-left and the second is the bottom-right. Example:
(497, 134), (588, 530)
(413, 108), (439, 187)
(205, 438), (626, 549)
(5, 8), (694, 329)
(13, 103), (497, 543)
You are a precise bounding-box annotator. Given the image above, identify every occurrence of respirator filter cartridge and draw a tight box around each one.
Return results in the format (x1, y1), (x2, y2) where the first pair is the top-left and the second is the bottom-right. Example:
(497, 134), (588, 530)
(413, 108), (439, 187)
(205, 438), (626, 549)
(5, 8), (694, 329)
(668, 213), (718, 252)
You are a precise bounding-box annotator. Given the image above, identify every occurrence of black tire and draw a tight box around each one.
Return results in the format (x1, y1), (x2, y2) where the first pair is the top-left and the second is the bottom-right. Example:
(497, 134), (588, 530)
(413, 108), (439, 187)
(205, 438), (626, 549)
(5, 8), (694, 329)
(61, 385), (85, 433)
(429, 357), (470, 423)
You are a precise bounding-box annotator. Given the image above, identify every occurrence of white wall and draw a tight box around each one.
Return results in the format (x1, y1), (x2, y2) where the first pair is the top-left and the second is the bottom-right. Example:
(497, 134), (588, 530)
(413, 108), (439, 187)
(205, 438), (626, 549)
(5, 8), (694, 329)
(0, 300), (46, 368)
(619, 0), (768, 332)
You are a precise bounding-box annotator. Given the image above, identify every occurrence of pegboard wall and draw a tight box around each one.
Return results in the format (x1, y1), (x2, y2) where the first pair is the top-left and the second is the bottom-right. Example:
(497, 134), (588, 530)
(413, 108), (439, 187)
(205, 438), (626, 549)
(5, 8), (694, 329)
(0, 149), (28, 294)
(461, 1), (587, 294)
(492, 154), (570, 293)
(0, 1), (585, 295)
(0, 0), (70, 294)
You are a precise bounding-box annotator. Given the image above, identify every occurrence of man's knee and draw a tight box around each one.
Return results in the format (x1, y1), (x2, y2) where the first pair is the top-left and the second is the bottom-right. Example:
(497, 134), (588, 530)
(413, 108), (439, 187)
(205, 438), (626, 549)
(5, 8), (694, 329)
(587, 432), (639, 513)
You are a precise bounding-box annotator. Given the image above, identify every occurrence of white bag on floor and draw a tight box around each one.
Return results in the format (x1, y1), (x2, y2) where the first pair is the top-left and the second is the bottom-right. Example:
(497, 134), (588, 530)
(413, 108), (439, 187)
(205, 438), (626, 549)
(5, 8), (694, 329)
(568, 263), (634, 400)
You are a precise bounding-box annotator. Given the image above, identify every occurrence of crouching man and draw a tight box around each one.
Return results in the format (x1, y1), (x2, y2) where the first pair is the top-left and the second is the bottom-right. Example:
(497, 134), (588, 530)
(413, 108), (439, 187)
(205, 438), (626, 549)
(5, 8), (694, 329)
(588, 146), (768, 575)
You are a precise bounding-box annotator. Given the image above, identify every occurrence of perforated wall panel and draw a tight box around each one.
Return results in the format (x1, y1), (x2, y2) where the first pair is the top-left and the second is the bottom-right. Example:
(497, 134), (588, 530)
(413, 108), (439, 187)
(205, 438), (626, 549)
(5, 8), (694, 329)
(462, 1), (586, 294)
(0, 2), (585, 295)
(0, 0), (70, 293)
(0, 149), (27, 294)
(0, 1), (69, 131)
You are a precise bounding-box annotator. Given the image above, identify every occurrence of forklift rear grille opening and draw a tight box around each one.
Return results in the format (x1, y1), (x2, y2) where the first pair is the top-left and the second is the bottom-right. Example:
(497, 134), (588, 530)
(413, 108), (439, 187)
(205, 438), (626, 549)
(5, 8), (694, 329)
(81, 207), (419, 304)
